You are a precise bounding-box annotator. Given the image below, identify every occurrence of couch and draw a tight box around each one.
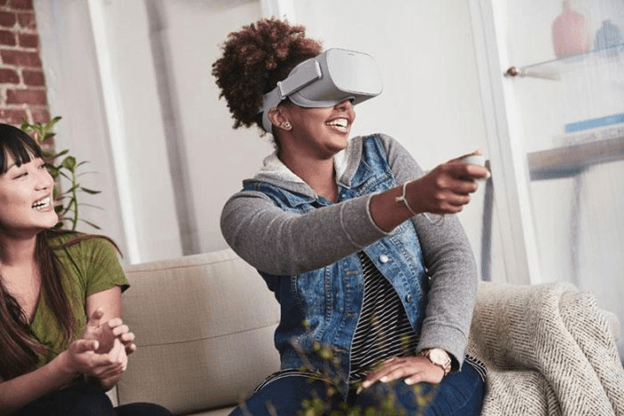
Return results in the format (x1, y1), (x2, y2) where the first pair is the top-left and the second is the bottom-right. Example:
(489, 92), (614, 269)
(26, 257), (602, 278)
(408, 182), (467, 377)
(106, 248), (624, 415)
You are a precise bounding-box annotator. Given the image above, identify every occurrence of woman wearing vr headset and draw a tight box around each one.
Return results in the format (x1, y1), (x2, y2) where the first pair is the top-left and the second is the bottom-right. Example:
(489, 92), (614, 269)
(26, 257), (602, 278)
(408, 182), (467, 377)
(0, 124), (172, 415)
(213, 18), (489, 415)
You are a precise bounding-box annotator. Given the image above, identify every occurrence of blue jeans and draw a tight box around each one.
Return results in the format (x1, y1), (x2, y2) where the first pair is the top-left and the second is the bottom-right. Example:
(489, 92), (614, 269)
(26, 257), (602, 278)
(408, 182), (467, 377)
(229, 361), (484, 415)
(11, 381), (172, 416)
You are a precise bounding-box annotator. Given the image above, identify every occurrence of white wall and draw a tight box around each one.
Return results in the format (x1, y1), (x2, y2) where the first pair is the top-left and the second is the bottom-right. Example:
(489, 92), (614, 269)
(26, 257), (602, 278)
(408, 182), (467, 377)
(144, 0), (270, 255)
(88, 0), (184, 263)
(34, 0), (128, 255)
(36, 0), (186, 264)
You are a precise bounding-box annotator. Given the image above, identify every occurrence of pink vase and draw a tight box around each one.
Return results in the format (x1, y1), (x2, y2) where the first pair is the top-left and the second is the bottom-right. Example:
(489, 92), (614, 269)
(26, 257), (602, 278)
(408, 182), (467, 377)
(552, 1), (590, 58)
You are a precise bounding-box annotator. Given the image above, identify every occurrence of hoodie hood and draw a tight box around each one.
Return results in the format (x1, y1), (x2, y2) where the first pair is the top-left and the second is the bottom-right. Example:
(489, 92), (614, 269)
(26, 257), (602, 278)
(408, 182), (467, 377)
(243, 136), (365, 197)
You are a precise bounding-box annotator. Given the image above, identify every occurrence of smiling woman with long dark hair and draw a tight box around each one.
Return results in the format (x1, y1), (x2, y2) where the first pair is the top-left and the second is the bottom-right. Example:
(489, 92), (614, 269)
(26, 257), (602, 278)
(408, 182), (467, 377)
(0, 123), (171, 416)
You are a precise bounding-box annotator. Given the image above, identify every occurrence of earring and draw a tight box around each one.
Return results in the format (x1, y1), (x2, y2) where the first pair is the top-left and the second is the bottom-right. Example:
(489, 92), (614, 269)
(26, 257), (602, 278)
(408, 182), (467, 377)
(281, 121), (291, 130)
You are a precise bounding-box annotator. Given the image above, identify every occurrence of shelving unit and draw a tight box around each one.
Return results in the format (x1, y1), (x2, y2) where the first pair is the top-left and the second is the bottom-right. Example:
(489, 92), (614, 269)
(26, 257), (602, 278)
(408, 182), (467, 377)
(507, 43), (624, 180)
(470, 0), (624, 358)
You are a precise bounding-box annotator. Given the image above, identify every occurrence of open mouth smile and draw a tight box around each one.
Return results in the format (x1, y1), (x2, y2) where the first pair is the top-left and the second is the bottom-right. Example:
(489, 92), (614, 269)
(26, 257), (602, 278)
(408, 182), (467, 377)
(32, 196), (52, 210)
(326, 118), (349, 131)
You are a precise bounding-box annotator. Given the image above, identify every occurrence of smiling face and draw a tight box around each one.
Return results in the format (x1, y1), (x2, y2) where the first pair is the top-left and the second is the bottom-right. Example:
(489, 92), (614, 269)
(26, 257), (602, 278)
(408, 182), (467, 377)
(278, 99), (356, 160)
(0, 152), (57, 237)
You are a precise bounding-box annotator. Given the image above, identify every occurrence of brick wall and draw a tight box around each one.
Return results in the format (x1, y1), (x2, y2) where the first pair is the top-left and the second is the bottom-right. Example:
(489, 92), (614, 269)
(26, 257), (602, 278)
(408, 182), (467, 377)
(0, 0), (50, 127)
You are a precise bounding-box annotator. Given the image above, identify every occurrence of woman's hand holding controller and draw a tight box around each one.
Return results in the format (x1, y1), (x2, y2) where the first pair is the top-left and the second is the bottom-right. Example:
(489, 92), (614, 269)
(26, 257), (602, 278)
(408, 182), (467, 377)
(405, 151), (490, 215)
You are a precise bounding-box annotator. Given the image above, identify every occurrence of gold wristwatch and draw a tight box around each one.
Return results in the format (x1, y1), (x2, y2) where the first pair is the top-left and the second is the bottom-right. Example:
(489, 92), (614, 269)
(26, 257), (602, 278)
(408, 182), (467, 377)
(419, 348), (452, 376)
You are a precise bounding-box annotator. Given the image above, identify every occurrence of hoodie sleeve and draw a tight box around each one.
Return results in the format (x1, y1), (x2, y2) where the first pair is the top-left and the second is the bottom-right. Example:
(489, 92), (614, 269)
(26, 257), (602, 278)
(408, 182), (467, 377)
(380, 133), (478, 369)
(221, 189), (390, 276)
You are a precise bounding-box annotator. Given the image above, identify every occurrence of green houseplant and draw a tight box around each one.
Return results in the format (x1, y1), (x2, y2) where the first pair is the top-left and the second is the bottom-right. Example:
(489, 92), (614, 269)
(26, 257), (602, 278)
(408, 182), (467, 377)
(20, 116), (101, 231)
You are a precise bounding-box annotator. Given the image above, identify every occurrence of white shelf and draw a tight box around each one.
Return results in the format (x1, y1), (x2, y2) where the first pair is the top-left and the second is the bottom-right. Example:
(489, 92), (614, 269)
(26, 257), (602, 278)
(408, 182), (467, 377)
(528, 134), (624, 181)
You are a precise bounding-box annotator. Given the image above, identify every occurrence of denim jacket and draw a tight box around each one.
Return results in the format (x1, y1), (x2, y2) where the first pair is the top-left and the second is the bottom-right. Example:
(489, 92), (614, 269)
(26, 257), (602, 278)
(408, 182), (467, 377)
(222, 133), (478, 396)
(243, 136), (428, 389)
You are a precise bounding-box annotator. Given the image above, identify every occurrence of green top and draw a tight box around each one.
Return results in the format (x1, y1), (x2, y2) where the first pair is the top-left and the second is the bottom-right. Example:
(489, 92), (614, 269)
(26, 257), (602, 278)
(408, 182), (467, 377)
(29, 234), (128, 367)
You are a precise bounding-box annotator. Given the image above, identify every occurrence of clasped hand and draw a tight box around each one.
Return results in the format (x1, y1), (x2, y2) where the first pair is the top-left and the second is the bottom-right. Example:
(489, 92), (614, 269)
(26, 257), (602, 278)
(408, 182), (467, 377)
(65, 308), (136, 384)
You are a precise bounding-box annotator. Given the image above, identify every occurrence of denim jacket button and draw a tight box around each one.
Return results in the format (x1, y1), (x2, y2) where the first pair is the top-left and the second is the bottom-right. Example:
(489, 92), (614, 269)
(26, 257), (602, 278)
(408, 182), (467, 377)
(406, 294), (413, 303)
(379, 254), (389, 264)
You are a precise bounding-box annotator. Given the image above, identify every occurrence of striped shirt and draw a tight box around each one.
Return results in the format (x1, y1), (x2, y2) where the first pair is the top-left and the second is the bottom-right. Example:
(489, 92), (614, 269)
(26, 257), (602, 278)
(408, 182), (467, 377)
(349, 251), (418, 381)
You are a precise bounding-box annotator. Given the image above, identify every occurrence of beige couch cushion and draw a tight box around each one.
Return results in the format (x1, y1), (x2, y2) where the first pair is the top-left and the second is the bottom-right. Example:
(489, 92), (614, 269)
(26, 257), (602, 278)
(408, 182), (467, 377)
(117, 249), (281, 415)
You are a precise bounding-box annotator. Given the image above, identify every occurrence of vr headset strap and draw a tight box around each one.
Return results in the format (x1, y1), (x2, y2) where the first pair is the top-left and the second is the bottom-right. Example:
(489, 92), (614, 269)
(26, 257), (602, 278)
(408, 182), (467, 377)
(259, 59), (323, 133)
(277, 59), (322, 98)
(261, 59), (322, 113)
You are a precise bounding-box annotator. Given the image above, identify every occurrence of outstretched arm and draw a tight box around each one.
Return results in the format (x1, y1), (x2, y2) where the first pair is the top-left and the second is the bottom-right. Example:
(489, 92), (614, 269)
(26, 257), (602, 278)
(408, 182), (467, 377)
(222, 141), (488, 276)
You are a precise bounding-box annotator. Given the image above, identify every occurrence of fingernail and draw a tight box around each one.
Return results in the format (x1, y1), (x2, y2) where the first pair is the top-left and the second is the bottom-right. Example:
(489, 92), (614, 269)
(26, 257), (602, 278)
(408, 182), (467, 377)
(356, 387), (363, 394)
(404, 379), (414, 386)
(380, 376), (388, 383)
(362, 381), (371, 388)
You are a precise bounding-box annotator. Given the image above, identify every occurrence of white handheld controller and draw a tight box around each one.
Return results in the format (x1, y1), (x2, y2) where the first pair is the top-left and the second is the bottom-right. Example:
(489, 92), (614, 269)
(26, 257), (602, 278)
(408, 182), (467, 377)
(461, 154), (486, 166)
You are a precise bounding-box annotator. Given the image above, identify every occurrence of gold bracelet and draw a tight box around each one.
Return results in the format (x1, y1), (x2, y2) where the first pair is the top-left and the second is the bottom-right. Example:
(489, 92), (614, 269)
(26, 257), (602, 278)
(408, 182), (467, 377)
(395, 181), (418, 216)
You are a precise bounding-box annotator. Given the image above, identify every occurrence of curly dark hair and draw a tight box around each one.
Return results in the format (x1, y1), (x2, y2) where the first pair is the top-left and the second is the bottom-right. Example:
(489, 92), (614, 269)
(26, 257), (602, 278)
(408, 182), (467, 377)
(212, 18), (322, 133)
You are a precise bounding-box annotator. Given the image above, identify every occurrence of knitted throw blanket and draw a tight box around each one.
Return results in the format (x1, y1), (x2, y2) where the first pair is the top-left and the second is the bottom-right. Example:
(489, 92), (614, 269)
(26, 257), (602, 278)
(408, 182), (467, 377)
(467, 282), (624, 416)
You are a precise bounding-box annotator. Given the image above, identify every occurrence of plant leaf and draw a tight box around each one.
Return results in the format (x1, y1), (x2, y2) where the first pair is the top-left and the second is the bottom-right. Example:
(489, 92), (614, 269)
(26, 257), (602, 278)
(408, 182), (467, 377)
(47, 116), (62, 126)
(62, 184), (80, 193)
(62, 156), (77, 170)
(42, 132), (56, 142)
(78, 203), (103, 210)
(79, 219), (101, 230)
(80, 188), (101, 195)
(20, 117), (30, 131)
(47, 166), (60, 178)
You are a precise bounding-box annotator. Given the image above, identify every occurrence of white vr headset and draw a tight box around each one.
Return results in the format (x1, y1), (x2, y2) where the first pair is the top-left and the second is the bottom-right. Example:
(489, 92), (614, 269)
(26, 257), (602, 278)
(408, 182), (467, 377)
(258, 48), (383, 133)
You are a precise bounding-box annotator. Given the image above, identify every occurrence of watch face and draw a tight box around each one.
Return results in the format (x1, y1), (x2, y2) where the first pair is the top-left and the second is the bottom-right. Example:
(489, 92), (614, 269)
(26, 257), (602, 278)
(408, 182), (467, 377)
(430, 349), (444, 362)
(429, 348), (451, 371)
